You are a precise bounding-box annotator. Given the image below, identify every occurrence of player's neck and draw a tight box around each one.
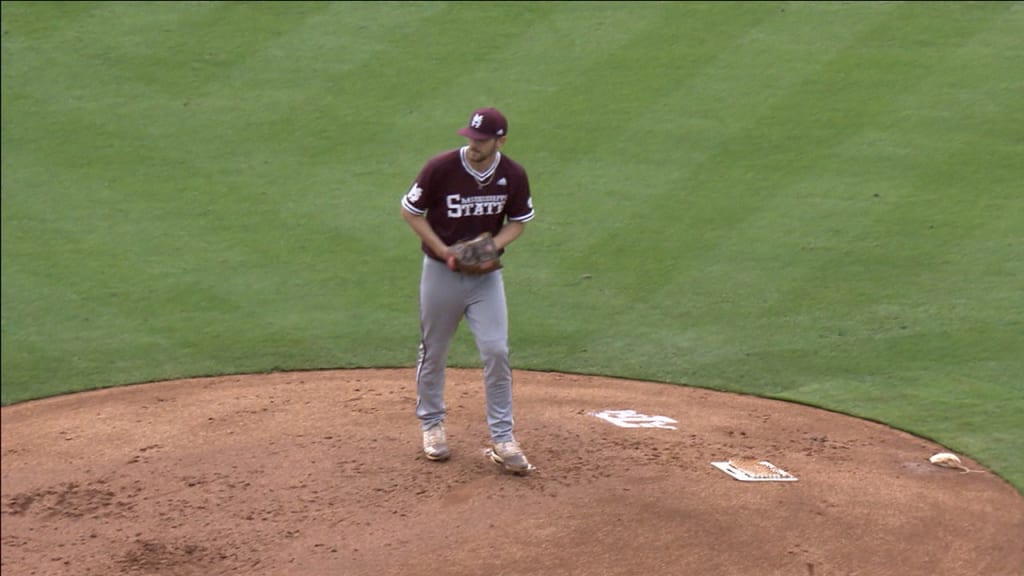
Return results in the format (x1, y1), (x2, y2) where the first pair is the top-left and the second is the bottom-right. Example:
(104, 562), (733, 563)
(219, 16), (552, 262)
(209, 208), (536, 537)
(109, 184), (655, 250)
(468, 158), (494, 173)
(461, 147), (500, 175)
(466, 154), (497, 172)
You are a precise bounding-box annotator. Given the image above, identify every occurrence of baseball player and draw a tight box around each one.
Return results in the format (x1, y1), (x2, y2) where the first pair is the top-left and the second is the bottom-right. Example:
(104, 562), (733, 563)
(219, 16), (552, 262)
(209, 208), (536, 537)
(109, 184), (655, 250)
(399, 107), (535, 474)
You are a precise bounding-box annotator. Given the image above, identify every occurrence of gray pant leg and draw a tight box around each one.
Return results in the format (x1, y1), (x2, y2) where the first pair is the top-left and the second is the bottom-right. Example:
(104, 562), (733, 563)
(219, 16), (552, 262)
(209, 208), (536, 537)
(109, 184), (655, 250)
(415, 257), (464, 430)
(464, 271), (514, 443)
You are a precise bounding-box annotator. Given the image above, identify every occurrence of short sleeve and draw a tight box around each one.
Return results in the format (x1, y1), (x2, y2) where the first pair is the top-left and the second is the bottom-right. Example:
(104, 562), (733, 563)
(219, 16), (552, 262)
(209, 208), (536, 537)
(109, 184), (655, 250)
(506, 169), (534, 223)
(400, 163), (434, 216)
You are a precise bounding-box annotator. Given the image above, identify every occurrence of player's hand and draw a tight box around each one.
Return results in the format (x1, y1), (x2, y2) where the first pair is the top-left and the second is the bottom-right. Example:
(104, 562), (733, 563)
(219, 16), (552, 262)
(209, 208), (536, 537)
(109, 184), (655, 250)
(448, 233), (502, 275)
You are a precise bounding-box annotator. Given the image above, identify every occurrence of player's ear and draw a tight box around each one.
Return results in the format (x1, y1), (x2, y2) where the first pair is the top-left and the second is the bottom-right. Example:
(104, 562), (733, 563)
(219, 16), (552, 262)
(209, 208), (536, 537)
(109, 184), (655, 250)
(496, 135), (507, 149)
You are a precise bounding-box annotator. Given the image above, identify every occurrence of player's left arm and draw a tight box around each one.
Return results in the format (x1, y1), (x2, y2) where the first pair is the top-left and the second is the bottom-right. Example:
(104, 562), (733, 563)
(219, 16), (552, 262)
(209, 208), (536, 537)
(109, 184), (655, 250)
(496, 166), (534, 250)
(493, 221), (525, 250)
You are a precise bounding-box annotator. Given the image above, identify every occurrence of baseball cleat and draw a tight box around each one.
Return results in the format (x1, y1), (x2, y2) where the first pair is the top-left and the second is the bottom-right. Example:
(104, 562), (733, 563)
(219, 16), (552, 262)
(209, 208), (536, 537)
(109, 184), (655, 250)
(487, 440), (535, 475)
(422, 423), (450, 461)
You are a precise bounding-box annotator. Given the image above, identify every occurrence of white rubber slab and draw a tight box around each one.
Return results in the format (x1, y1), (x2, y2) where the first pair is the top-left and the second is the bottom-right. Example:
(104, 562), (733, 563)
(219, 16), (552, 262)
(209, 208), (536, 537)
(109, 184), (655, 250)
(711, 460), (798, 482)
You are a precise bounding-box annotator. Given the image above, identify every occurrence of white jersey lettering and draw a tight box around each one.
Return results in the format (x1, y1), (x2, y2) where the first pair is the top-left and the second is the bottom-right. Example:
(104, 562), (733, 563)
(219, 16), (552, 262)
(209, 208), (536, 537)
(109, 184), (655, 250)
(446, 194), (508, 219)
(447, 194), (462, 218)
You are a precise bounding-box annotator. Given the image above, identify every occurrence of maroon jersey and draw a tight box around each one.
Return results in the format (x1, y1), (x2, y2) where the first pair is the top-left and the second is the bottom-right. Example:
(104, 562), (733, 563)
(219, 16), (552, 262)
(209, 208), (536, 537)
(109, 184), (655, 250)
(401, 147), (534, 260)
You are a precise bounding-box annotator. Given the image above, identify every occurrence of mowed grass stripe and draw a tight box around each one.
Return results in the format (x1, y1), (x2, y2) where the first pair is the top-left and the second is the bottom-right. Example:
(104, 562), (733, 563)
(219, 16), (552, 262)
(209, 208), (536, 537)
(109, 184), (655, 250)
(699, 4), (1018, 337)
(1, 4), (372, 396)
(554, 7), (901, 281)
(513, 5), (906, 365)
(577, 4), (1014, 357)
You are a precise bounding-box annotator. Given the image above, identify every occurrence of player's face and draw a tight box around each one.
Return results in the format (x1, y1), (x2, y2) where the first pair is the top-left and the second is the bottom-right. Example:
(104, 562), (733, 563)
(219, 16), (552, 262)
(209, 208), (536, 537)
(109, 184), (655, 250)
(464, 136), (504, 164)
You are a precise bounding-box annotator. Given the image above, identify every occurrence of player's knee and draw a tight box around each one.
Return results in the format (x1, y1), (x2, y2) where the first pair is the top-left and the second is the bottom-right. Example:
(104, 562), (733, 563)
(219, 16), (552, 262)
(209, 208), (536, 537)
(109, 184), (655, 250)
(477, 339), (508, 361)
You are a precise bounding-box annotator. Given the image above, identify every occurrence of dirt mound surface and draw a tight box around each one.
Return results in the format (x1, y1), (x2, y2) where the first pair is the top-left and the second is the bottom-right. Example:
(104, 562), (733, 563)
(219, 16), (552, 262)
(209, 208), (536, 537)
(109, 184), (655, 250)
(2, 369), (1021, 575)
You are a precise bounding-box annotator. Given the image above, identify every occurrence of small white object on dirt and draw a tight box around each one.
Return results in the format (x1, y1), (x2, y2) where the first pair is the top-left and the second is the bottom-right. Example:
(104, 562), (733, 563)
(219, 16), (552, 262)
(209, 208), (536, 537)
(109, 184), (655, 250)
(928, 452), (978, 473)
(929, 452), (963, 468)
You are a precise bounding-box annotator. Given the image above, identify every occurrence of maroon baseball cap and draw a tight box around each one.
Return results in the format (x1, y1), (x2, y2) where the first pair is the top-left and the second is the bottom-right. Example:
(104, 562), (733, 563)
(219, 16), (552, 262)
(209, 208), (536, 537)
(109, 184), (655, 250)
(457, 107), (508, 140)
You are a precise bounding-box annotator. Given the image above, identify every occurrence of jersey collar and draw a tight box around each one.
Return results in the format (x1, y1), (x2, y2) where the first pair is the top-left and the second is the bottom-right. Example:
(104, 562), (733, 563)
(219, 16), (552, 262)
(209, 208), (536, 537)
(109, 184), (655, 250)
(459, 146), (502, 181)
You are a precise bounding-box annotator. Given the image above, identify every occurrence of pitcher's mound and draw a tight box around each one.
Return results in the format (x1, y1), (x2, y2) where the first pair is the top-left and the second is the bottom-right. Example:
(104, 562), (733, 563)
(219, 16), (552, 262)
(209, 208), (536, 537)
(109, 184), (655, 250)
(2, 369), (1022, 576)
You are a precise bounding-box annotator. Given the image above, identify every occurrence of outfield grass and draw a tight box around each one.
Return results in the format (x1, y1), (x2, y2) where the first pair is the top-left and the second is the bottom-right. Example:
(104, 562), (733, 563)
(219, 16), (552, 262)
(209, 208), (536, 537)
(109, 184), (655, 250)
(3, 2), (1021, 491)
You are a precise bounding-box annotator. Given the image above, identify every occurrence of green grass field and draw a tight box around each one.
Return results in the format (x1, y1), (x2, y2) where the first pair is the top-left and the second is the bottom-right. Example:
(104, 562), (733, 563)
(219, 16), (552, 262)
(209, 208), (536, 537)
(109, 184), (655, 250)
(3, 2), (1022, 491)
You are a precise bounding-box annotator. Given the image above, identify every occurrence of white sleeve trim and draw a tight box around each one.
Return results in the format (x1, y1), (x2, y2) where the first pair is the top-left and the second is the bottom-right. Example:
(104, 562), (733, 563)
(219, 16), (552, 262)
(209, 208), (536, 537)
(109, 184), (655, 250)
(509, 210), (535, 223)
(401, 197), (426, 216)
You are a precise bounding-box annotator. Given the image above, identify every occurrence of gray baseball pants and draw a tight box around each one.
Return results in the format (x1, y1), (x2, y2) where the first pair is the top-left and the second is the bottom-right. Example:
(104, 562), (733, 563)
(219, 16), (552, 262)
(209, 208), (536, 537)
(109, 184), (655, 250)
(415, 255), (514, 443)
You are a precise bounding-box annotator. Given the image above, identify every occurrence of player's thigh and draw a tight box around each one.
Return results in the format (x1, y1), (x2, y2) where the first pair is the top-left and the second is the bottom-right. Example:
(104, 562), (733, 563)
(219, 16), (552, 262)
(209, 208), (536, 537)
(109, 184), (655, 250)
(464, 273), (508, 341)
(420, 257), (465, 333)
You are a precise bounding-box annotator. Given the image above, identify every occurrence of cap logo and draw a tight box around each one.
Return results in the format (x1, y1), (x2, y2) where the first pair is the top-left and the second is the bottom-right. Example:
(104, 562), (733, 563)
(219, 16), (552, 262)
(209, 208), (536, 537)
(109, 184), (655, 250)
(471, 113), (485, 128)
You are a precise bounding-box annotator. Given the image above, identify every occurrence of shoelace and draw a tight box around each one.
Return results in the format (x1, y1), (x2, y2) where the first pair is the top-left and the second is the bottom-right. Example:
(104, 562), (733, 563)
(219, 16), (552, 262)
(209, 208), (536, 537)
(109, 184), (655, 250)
(495, 441), (522, 457)
(424, 426), (445, 446)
